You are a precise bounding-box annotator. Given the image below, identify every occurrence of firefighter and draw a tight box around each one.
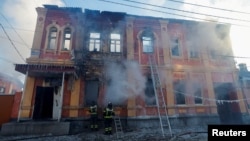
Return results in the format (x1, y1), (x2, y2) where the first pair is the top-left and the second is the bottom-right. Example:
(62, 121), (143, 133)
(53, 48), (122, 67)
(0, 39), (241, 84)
(89, 101), (98, 131)
(103, 102), (115, 135)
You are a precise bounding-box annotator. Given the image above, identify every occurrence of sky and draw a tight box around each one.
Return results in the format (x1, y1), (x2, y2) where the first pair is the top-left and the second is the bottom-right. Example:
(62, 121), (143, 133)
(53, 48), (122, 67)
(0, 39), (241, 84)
(1, 0), (250, 85)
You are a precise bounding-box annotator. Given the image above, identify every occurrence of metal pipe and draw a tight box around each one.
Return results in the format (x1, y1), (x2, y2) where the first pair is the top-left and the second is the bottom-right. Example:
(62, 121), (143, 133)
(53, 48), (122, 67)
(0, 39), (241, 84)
(17, 71), (28, 122)
(58, 72), (65, 122)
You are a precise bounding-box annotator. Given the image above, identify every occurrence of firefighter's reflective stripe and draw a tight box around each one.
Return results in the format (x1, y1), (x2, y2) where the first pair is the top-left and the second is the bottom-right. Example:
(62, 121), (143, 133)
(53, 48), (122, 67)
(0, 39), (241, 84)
(90, 105), (97, 115)
(104, 108), (114, 118)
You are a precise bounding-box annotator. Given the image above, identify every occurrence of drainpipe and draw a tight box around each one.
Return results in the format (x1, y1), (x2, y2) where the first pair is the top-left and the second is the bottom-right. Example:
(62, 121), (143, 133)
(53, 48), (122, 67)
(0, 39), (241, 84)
(17, 70), (28, 122)
(240, 77), (249, 116)
(58, 72), (65, 122)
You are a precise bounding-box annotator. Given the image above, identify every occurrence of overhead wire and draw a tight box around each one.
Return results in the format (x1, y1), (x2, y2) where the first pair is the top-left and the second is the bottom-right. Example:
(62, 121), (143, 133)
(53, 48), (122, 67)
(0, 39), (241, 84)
(1, 0), (248, 103)
(0, 56), (17, 64)
(98, 0), (250, 28)
(122, 0), (250, 23)
(167, 0), (250, 15)
(0, 24), (26, 63)
(0, 13), (31, 50)
(94, 0), (250, 103)
(173, 88), (250, 103)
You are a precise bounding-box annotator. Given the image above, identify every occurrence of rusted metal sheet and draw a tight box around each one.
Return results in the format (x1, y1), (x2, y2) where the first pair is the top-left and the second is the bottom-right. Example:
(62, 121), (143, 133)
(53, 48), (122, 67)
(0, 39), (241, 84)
(0, 94), (15, 126)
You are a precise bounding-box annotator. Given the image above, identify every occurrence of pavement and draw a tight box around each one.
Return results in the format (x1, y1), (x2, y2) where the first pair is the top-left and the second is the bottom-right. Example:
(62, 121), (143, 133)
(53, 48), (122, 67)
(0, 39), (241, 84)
(0, 127), (208, 141)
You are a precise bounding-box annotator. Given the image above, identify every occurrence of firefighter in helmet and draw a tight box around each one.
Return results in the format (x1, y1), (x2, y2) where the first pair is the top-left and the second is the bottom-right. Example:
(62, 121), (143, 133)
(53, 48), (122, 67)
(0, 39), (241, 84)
(89, 101), (98, 131)
(103, 102), (115, 135)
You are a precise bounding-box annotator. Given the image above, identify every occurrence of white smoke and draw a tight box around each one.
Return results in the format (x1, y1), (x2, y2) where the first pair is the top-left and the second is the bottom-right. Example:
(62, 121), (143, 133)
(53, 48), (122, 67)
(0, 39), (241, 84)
(104, 60), (146, 106)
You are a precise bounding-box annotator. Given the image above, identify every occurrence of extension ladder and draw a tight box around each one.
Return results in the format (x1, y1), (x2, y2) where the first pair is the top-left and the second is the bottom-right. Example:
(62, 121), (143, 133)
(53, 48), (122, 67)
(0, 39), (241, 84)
(114, 114), (123, 139)
(148, 55), (172, 137)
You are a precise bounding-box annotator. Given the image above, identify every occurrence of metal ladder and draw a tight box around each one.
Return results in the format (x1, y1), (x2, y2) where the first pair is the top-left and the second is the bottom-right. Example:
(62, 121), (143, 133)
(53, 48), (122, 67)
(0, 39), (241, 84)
(114, 114), (123, 139)
(148, 55), (172, 137)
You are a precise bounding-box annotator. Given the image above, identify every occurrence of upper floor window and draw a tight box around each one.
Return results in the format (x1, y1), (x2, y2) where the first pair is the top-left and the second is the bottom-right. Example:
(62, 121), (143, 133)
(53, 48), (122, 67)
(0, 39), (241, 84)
(142, 36), (153, 53)
(89, 32), (100, 51)
(48, 27), (57, 50)
(62, 28), (71, 50)
(0, 86), (5, 94)
(189, 48), (199, 58)
(110, 33), (121, 53)
(171, 38), (181, 56)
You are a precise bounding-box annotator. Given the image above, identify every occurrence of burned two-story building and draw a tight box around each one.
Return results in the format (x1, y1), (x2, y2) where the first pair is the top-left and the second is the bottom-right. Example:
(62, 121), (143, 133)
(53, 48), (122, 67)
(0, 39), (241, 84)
(9, 4), (248, 135)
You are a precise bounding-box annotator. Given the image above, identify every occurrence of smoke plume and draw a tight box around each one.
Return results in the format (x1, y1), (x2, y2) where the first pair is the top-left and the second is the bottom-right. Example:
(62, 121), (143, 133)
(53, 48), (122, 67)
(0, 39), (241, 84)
(104, 60), (146, 106)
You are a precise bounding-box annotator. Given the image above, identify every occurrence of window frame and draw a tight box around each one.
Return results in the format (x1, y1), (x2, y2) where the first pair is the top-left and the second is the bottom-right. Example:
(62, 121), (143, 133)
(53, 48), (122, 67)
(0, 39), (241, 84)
(171, 37), (182, 57)
(110, 33), (121, 53)
(144, 77), (156, 106)
(62, 27), (72, 51)
(193, 83), (203, 104)
(89, 32), (101, 52)
(173, 80), (186, 105)
(0, 86), (5, 94)
(47, 27), (58, 50)
(142, 36), (154, 53)
(189, 47), (200, 59)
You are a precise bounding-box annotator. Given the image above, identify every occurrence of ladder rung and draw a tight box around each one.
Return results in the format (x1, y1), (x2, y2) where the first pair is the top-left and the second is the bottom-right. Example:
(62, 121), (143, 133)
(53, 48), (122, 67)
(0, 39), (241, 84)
(149, 55), (172, 137)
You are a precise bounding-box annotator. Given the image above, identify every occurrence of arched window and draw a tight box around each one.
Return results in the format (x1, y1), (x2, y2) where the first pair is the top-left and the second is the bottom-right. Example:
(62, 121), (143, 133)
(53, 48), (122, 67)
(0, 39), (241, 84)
(62, 28), (71, 50)
(48, 27), (57, 50)
(141, 30), (154, 53)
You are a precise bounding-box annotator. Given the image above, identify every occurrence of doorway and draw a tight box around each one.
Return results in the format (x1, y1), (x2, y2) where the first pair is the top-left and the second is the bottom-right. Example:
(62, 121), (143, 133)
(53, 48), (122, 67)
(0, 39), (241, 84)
(85, 80), (99, 106)
(214, 83), (243, 124)
(33, 86), (54, 120)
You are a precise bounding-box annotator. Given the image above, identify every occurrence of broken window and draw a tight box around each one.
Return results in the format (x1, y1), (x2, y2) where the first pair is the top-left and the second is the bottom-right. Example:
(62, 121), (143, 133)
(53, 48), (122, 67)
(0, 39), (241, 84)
(189, 48), (199, 58)
(193, 83), (203, 104)
(48, 27), (57, 50)
(173, 80), (186, 105)
(145, 78), (156, 106)
(142, 36), (153, 53)
(110, 33), (121, 52)
(171, 38), (181, 56)
(89, 32), (100, 51)
(62, 28), (71, 50)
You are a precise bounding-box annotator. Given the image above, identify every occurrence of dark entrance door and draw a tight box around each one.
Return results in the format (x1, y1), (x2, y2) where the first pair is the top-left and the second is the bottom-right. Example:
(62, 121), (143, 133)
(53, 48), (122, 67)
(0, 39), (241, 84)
(214, 83), (243, 124)
(85, 80), (99, 106)
(33, 86), (54, 120)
